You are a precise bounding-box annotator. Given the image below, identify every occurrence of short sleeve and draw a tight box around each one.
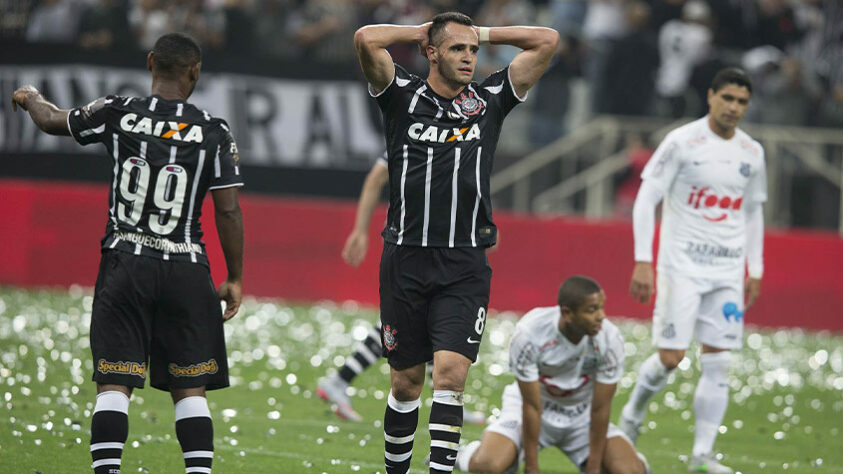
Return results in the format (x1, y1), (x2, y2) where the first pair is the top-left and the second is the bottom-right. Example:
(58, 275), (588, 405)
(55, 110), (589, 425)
(209, 122), (244, 190)
(375, 151), (388, 169)
(641, 133), (683, 192)
(595, 328), (625, 385)
(67, 95), (117, 146)
(371, 63), (416, 114)
(746, 147), (767, 204)
(509, 327), (540, 382)
(479, 67), (526, 118)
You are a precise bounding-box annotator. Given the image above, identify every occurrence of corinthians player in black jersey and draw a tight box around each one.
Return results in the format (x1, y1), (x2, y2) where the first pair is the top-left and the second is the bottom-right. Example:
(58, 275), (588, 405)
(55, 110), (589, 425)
(11, 33), (243, 474)
(354, 12), (558, 473)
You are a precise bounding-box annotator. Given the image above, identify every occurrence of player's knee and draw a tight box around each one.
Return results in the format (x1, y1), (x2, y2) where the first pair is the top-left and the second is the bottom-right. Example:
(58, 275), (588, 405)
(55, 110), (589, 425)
(470, 454), (511, 474)
(658, 349), (684, 370)
(391, 379), (423, 401)
(432, 365), (469, 391)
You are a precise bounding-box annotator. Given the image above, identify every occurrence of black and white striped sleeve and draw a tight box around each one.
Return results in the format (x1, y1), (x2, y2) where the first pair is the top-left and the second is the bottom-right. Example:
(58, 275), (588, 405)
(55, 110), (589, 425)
(479, 67), (525, 118)
(67, 96), (117, 146)
(208, 122), (244, 190)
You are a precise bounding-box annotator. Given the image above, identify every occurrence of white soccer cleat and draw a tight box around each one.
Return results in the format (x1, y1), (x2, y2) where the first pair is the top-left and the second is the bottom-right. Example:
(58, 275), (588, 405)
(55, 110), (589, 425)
(316, 375), (362, 422)
(618, 413), (642, 446)
(688, 453), (734, 473)
(462, 407), (486, 425)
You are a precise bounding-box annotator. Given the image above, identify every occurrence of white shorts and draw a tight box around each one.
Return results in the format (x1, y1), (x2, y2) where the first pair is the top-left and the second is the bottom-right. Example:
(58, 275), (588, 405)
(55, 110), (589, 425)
(485, 384), (631, 472)
(652, 272), (744, 350)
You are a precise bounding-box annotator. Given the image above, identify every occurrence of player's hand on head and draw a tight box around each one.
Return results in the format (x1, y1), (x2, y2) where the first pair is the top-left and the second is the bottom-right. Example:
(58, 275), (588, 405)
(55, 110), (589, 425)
(11, 85), (39, 112)
(417, 22), (431, 58)
(341, 230), (368, 267)
(745, 277), (761, 309)
(218, 279), (242, 321)
(630, 261), (655, 304)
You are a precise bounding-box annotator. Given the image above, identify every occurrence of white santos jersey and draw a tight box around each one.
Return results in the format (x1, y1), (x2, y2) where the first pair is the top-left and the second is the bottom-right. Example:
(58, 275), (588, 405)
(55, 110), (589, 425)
(642, 117), (767, 281)
(509, 306), (625, 429)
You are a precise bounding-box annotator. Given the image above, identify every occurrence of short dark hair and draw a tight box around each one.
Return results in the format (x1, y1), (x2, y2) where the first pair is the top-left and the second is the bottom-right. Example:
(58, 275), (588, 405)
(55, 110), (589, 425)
(428, 12), (474, 47)
(152, 33), (202, 78)
(557, 275), (603, 311)
(710, 67), (752, 94)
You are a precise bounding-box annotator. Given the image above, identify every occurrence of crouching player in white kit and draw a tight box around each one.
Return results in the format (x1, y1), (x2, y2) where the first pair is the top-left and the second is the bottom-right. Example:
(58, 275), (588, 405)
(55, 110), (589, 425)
(455, 276), (649, 474)
(619, 68), (766, 473)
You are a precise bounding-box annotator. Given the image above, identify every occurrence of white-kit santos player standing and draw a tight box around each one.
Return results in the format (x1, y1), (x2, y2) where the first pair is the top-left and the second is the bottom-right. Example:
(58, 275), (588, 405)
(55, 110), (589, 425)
(619, 68), (766, 474)
(11, 33), (244, 473)
(354, 11), (558, 474)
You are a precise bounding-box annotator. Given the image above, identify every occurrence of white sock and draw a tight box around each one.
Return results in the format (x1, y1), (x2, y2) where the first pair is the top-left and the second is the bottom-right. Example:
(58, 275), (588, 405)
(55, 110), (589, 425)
(456, 440), (481, 472)
(622, 352), (671, 423)
(692, 352), (731, 456)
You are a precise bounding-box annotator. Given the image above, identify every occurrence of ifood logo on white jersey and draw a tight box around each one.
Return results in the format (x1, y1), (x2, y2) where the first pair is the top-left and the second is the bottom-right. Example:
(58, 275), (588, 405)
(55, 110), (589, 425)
(119, 113), (204, 143)
(687, 186), (743, 222)
(408, 123), (480, 143)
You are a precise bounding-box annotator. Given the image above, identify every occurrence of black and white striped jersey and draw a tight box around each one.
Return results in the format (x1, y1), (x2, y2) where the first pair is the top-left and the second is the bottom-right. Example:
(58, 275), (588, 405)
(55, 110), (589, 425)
(67, 94), (243, 267)
(372, 64), (524, 248)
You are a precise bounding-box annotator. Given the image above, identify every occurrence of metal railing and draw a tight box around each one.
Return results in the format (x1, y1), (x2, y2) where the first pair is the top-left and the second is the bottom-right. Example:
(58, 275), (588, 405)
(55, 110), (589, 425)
(490, 116), (843, 234)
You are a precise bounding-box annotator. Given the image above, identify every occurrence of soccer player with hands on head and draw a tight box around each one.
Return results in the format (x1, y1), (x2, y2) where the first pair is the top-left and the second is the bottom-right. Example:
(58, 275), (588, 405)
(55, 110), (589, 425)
(354, 11), (558, 473)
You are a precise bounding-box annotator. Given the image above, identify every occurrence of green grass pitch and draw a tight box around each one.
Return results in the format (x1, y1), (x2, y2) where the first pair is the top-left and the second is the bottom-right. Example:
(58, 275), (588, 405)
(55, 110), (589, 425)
(1, 286), (841, 473)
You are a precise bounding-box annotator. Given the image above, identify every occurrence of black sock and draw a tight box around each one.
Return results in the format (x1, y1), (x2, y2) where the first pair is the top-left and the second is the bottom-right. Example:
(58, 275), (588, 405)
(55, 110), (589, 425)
(384, 392), (420, 474)
(339, 324), (382, 384)
(174, 396), (214, 473)
(428, 390), (464, 474)
(90, 391), (130, 474)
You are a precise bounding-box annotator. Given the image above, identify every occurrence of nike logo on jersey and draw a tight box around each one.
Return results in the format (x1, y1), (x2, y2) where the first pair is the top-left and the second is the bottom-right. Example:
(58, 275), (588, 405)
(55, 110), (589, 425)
(119, 113), (204, 143)
(467, 337), (481, 344)
(408, 123), (480, 143)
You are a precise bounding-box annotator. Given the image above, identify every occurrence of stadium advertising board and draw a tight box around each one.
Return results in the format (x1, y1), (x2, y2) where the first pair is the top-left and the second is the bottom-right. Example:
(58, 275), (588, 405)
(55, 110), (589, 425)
(0, 65), (384, 169)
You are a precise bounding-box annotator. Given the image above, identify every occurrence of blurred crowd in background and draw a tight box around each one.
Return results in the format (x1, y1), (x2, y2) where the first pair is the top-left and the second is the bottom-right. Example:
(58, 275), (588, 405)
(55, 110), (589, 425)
(2, 0), (842, 132)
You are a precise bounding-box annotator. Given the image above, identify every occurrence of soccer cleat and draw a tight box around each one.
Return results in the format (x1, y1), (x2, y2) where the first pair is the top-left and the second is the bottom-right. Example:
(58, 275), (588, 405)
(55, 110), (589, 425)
(316, 375), (362, 422)
(618, 413), (642, 446)
(688, 453), (734, 473)
(462, 407), (486, 425)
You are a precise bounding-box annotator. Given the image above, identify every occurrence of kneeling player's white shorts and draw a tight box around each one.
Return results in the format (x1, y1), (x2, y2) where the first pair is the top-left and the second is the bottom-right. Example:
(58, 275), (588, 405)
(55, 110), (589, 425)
(652, 272), (744, 350)
(485, 384), (632, 472)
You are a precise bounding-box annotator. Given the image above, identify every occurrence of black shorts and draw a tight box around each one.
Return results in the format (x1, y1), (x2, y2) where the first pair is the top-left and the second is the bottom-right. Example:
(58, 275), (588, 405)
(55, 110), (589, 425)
(90, 250), (229, 391)
(379, 243), (492, 369)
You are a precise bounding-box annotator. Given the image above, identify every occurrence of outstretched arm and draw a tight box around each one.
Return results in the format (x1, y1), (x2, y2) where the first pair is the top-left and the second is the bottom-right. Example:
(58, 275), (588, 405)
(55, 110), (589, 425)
(353, 23), (429, 94)
(11, 86), (71, 136)
(212, 187), (244, 321)
(342, 162), (389, 267)
(479, 26), (559, 98)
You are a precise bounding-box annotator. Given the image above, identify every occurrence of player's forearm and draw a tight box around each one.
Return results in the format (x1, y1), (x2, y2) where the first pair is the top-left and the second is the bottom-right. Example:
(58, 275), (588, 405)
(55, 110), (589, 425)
(745, 201), (764, 278)
(353, 167), (388, 233)
(21, 93), (71, 136)
(215, 202), (244, 282)
(585, 404), (611, 472)
(485, 26), (558, 53)
(521, 402), (542, 469)
(632, 180), (663, 262)
(354, 24), (425, 51)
